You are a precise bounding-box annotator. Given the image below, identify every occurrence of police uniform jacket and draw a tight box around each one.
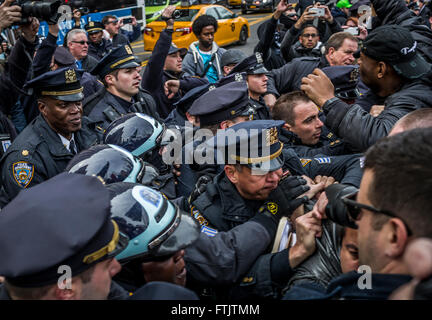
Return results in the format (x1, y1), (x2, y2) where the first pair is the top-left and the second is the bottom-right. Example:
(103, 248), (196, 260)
(88, 38), (113, 61)
(81, 54), (99, 73)
(112, 33), (130, 48)
(249, 96), (271, 120)
(83, 87), (161, 132)
(187, 172), (294, 299)
(0, 115), (99, 202)
(266, 55), (330, 97)
(141, 29), (208, 118)
(279, 127), (349, 157)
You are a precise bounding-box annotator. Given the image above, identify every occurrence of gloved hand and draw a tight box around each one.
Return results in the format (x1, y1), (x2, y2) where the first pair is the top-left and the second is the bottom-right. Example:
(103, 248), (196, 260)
(263, 175), (310, 221)
(251, 175), (310, 237)
(188, 174), (213, 205)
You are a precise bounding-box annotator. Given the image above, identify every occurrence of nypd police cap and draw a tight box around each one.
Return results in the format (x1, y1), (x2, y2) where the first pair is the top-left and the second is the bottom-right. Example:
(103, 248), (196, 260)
(188, 80), (256, 126)
(0, 173), (128, 288)
(24, 67), (84, 102)
(91, 45), (141, 78)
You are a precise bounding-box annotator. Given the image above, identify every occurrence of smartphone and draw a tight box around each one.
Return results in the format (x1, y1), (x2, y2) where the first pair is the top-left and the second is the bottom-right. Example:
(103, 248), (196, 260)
(122, 17), (133, 24)
(345, 27), (359, 36)
(308, 7), (325, 17)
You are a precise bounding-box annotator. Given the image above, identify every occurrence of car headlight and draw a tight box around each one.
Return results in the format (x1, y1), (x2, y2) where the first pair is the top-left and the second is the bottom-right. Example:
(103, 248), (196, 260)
(152, 9), (163, 18)
(262, 0), (269, 3)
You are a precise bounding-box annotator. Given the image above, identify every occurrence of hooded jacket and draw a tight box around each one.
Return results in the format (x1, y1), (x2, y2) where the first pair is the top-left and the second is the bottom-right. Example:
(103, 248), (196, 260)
(182, 41), (226, 82)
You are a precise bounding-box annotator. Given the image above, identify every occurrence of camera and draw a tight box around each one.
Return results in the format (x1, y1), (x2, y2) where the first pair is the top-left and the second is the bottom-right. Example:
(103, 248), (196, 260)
(345, 27), (359, 36)
(308, 7), (325, 17)
(161, 9), (187, 20)
(122, 17), (133, 24)
(324, 184), (359, 229)
(12, 0), (62, 25)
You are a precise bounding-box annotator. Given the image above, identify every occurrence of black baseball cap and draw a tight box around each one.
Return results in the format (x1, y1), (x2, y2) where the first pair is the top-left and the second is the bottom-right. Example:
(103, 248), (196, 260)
(354, 25), (431, 80)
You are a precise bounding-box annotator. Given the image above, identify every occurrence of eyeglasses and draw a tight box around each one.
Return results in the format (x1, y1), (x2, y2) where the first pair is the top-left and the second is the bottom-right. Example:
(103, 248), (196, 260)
(302, 33), (318, 38)
(341, 191), (413, 236)
(107, 20), (119, 25)
(72, 40), (89, 45)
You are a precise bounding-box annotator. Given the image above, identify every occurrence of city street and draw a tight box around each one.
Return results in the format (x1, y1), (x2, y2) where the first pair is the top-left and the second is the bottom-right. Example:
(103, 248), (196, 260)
(131, 9), (273, 67)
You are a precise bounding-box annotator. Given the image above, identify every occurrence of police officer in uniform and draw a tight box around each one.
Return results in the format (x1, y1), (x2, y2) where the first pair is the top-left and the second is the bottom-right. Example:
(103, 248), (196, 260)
(0, 173), (199, 300)
(176, 80), (258, 197)
(185, 120), (318, 299)
(84, 45), (160, 133)
(85, 21), (113, 61)
(0, 68), (99, 204)
(228, 52), (272, 120)
(0, 173), (128, 300)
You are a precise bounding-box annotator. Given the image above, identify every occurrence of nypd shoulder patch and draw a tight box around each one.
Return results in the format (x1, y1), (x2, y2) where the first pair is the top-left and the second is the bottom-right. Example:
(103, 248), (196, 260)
(315, 157), (331, 164)
(12, 161), (34, 188)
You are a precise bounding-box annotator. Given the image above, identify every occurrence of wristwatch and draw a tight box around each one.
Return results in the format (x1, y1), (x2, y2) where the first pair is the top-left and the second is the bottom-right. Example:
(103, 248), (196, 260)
(322, 97), (340, 111)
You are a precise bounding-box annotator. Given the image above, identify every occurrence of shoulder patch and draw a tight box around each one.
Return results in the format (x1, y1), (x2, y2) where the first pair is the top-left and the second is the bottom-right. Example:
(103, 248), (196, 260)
(315, 157), (331, 164)
(12, 161), (34, 188)
(201, 225), (218, 237)
(300, 158), (312, 167)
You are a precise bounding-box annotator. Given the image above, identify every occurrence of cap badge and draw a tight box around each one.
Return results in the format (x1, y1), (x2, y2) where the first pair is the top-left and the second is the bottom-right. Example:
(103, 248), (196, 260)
(350, 68), (359, 82)
(265, 127), (279, 146)
(208, 85), (216, 91)
(235, 73), (243, 82)
(125, 45), (133, 55)
(255, 52), (263, 64)
(400, 41), (417, 55)
(65, 69), (77, 84)
(89, 21), (94, 27)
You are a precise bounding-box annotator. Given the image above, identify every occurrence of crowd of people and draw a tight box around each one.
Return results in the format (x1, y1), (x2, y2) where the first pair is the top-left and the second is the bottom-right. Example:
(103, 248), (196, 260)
(0, 0), (431, 301)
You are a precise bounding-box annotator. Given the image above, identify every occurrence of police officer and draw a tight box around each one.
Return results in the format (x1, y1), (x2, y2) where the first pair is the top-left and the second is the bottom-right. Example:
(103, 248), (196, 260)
(0, 173), (128, 300)
(84, 45), (160, 132)
(85, 21), (113, 61)
(229, 52), (272, 120)
(0, 67), (99, 203)
(0, 173), (199, 300)
(177, 80), (257, 197)
(184, 120), (314, 299)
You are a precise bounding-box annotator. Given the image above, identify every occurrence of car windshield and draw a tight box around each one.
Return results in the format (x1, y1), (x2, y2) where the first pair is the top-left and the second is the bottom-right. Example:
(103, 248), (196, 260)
(145, 0), (167, 6)
(156, 9), (200, 21)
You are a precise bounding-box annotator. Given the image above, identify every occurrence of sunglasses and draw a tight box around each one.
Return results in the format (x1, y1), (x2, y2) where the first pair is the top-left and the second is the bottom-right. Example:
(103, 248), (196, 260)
(302, 33), (318, 38)
(341, 191), (413, 235)
(72, 40), (89, 45)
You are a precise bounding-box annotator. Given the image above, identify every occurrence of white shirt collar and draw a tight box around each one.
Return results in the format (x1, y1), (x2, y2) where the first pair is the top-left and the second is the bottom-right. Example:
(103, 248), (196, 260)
(58, 133), (76, 153)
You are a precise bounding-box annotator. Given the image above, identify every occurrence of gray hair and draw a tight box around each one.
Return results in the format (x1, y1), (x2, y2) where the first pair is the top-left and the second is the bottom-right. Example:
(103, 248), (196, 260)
(66, 29), (87, 45)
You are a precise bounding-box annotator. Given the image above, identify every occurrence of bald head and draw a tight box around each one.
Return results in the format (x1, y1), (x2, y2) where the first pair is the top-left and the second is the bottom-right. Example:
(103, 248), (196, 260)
(389, 109), (432, 136)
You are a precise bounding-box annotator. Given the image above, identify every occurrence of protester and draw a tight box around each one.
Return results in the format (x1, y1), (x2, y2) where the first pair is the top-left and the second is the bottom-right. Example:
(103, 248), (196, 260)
(182, 14), (226, 83)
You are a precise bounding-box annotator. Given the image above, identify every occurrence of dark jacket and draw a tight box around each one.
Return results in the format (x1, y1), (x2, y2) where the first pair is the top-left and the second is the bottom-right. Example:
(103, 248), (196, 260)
(81, 54), (99, 73)
(120, 25), (142, 44)
(283, 271), (412, 300)
(254, 16), (286, 71)
(266, 55), (330, 97)
(371, 0), (432, 64)
(0, 115), (99, 203)
(280, 24), (327, 63)
(250, 96), (271, 120)
(84, 87), (160, 132)
(112, 33), (131, 48)
(322, 79), (432, 152)
(141, 29), (208, 118)
(0, 35), (38, 117)
(188, 172), (294, 299)
(88, 38), (113, 61)
(279, 127), (350, 157)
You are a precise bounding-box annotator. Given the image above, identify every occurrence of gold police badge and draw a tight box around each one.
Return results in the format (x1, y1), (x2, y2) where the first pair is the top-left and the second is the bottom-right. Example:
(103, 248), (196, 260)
(265, 127), (278, 146)
(65, 69), (77, 84)
(125, 45), (133, 55)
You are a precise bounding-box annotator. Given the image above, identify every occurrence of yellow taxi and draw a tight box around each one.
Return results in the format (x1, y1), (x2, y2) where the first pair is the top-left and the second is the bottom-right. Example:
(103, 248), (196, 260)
(143, 4), (250, 51)
(227, 0), (242, 7)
